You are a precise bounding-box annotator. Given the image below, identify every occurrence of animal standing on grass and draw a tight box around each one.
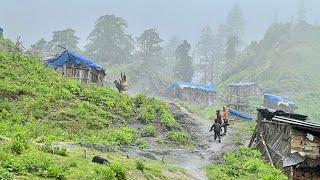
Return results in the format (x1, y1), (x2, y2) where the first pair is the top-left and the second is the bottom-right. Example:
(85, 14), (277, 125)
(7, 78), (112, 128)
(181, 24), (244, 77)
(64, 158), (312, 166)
(114, 72), (128, 93)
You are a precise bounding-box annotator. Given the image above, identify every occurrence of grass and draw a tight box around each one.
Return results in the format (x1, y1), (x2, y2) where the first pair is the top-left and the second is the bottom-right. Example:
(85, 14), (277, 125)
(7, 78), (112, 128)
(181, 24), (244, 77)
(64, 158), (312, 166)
(206, 147), (287, 180)
(0, 50), (188, 178)
(166, 131), (191, 146)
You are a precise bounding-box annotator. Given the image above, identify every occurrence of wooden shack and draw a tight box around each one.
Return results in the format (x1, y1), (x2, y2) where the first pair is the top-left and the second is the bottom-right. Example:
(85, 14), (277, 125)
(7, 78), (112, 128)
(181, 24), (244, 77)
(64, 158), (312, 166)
(250, 108), (320, 179)
(45, 50), (105, 85)
(264, 93), (296, 113)
(225, 82), (259, 112)
(166, 82), (216, 104)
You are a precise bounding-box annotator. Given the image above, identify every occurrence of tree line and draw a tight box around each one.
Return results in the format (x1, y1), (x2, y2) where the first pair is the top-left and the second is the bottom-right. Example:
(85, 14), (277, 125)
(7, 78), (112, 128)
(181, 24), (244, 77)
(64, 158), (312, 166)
(30, 4), (246, 89)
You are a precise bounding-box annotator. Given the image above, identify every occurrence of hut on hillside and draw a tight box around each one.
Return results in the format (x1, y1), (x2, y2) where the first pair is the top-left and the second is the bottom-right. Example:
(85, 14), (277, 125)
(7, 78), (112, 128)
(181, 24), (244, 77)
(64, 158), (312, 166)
(165, 82), (216, 104)
(264, 94), (296, 113)
(45, 50), (105, 85)
(250, 108), (320, 179)
(225, 82), (259, 111)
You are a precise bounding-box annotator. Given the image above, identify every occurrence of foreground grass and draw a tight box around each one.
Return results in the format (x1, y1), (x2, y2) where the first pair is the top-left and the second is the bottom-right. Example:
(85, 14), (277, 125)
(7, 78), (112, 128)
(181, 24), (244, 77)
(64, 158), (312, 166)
(206, 147), (287, 180)
(0, 139), (187, 179)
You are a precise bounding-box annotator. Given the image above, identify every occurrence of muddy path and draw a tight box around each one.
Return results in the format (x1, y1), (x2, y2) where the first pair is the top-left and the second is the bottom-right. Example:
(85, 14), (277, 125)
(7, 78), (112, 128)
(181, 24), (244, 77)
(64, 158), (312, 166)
(163, 103), (238, 179)
(52, 102), (240, 180)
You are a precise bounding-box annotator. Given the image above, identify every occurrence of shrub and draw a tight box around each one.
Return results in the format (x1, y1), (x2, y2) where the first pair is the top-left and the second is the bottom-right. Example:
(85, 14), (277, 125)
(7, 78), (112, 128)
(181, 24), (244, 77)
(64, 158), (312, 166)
(136, 138), (147, 149)
(138, 103), (155, 124)
(166, 131), (191, 145)
(40, 143), (67, 156)
(206, 147), (287, 180)
(141, 124), (156, 137)
(110, 162), (127, 180)
(135, 159), (145, 172)
(10, 137), (28, 155)
(134, 93), (148, 108)
(94, 166), (117, 180)
(0, 167), (12, 179)
(103, 126), (136, 146)
(160, 110), (180, 130)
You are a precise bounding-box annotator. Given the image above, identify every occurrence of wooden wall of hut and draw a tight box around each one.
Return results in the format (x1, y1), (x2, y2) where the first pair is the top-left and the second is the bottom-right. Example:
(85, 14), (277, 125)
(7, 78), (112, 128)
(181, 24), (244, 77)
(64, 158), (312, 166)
(55, 62), (104, 85)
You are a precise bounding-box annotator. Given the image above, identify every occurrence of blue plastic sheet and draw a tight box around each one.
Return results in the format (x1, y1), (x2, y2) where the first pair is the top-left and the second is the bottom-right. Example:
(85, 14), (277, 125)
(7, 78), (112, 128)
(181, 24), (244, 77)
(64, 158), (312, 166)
(229, 108), (253, 121)
(45, 50), (105, 74)
(264, 93), (294, 105)
(166, 82), (214, 92)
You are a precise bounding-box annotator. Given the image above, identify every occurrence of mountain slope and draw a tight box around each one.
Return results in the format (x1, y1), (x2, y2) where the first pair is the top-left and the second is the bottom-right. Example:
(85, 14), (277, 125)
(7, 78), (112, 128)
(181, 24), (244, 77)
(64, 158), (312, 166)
(0, 51), (190, 179)
(222, 22), (320, 119)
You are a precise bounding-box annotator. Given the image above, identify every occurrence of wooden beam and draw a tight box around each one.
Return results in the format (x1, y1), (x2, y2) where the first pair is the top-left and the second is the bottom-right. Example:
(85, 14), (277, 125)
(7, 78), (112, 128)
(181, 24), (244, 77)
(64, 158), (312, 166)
(260, 133), (274, 166)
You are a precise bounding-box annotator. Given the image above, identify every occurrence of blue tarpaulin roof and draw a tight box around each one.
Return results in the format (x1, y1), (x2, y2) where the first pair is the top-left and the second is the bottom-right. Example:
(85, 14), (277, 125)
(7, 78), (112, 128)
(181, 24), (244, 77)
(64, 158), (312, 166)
(228, 82), (257, 87)
(229, 108), (253, 121)
(45, 50), (105, 74)
(166, 82), (214, 92)
(264, 93), (294, 105)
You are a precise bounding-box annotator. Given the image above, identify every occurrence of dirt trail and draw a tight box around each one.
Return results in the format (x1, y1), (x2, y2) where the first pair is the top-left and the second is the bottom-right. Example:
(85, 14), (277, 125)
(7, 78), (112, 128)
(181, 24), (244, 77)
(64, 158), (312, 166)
(53, 102), (239, 180)
(163, 102), (237, 179)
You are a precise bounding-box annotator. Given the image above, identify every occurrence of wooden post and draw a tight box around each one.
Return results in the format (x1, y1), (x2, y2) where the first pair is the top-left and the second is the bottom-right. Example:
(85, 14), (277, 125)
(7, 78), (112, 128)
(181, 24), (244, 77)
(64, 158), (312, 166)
(84, 148), (87, 159)
(260, 133), (274, 166)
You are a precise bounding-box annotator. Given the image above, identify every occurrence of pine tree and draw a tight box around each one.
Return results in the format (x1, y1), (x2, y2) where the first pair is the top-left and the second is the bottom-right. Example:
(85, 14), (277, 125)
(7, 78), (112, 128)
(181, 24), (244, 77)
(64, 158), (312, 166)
(174, 40), (194, 82)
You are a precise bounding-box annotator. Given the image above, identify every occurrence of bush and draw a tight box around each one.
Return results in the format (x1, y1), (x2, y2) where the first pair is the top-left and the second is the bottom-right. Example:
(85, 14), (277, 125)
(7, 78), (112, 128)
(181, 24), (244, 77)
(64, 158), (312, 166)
(135, 159), (145, 172)
(10, 137), (28, 155)
(166, 131), (191, 145)
(141, 124), (156, 137)
(94, 166), (117, 180)
(40, 143), (67, 156)
(136, 138), (147, 149)
(103, 126), (136, 146)
(110, 162), (127, 180)
(206, 147), (287, 180)
(160, 110), (180, 130)
(0, 167), (12, 179)
(134, 93), (148, 108)
(138, 103), (155, 124)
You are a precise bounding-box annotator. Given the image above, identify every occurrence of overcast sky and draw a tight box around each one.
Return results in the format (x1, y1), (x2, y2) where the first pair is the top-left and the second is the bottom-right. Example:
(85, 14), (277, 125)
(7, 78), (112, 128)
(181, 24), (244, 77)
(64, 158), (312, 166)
(1, 0), (320, 48)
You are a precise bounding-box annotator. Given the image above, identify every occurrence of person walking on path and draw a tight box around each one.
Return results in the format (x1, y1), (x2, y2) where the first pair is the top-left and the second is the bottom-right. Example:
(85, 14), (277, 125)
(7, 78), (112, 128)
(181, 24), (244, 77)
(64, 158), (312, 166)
(222, 106), (229, 135)
(209, 119), (221, 143)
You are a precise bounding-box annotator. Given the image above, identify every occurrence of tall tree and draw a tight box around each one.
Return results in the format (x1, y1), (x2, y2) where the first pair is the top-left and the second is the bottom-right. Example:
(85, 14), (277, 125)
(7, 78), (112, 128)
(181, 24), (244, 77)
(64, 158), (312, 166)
(48, 28), (79, 53)
(137, 28), (163, 62)
(225, 4), (245, 60)
(296, 1), (307, 23)
(30, 38), (49, 56)
(197, 25), (215, 83)
(174, 40), (193, 82)
(85, 14), (133, 65)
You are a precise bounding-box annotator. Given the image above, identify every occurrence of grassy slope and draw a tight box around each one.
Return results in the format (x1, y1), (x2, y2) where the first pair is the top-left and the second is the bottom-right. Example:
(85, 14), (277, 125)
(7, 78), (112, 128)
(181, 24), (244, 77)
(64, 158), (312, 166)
(0, 50), (190, 179)
(222, 22), (320, 120)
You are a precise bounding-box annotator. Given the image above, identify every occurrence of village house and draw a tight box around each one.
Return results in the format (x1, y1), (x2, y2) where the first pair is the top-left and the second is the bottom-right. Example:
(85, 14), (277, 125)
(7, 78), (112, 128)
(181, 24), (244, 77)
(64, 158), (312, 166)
(165, 82), (216, 104)
(224, 82), (259, 111)
(45, 50), (105, 85)
(250, 108), (320, 179)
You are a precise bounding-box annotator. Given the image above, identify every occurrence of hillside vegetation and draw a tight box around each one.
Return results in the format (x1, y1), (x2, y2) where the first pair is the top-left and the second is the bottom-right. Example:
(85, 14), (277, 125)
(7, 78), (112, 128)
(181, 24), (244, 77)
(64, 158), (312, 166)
(222, 22), (320, 120)
(0, 50), (190, 179)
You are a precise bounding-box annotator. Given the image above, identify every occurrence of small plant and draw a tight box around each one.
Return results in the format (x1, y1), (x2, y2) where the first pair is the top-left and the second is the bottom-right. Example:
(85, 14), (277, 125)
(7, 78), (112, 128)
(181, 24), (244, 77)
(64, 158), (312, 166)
(134, 93), (147, 108)
(141, 124), (156, 137)
(136, 138), (147, 149)
(40, 143), (68, 156)
(138, 103), (155, 124)
(166, 131), (191, 145)
(135, 159), (145, 172)
(10, 137), (28, 155)
(94, 166), (116, 180)
(110, 162), (127, 180)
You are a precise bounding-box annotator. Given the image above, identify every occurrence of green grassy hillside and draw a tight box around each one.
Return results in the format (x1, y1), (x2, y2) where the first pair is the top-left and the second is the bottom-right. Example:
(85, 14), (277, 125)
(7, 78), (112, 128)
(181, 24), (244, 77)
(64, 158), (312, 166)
(222, 22), (320, 120)
(0, 51), (189, 179)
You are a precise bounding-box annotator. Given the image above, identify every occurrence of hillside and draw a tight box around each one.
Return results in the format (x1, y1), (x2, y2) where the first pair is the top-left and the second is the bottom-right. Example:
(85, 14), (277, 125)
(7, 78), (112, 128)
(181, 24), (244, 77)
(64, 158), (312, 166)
(222, 22), (320, 120)
(0, 50), (191, 179)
